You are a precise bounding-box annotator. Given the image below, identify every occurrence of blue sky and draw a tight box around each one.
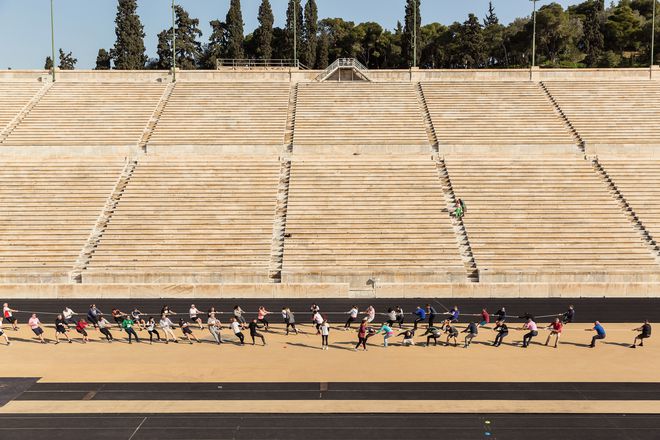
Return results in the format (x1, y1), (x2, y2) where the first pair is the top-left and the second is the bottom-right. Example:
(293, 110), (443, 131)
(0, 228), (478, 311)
(0, 0), (583, 69)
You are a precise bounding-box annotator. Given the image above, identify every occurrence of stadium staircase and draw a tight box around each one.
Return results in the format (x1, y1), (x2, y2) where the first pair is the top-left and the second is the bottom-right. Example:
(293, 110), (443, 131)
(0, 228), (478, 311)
(268, 159), (292, 282)
(592, 159), (660, 264)
(435, 158), (479, 282)
(283, 83), (298, 153)
(138, 82), (176, 153)
(539, 82), (586, 154)
(316, 58), (371, 82)
(70, 158), (138, 282)
(415, 82), (439, 154)
(0, 81), (52, 144)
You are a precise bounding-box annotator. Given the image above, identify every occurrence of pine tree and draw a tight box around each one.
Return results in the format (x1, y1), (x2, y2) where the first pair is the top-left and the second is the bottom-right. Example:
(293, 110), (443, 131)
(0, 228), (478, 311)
(95, 49), (112, 70)
(160, 5), (203, 70)
(203, 20), (225, 69)
(583, 0), (605, 66)
(458, 14), (486, 68)
(285, 0), (304, 60)
(402, 0), (421, 67)
(58, 49), (77, 70)
(484, 1), (499, 27)
(225, 0), (244, 59)
(255, 0), (274, 60)
(156, 30), (172, 70)
(111, 0), (147, 69)
(302, 0), (318, 67)
(44, 56), (53, 70)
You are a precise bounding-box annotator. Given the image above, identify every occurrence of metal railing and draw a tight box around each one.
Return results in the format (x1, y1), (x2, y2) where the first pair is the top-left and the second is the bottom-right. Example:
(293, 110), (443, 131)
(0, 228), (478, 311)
(316, 58), (370, 81)
(216, 59), (307, 70)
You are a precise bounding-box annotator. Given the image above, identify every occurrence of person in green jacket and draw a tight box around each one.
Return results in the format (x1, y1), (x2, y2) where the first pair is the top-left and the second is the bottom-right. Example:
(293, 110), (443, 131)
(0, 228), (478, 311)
(122, 317), (140, 344)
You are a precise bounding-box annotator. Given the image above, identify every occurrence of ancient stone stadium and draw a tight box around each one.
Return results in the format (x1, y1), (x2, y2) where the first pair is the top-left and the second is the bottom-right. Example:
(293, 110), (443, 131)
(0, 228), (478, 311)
(2, 49), (660, 440)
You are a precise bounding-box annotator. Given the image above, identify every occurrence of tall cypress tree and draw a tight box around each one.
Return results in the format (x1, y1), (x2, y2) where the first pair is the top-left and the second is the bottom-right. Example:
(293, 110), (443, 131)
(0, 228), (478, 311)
(402, 0), (421, 67)
(255, 0), (274, 60)
(583, 0), (605, 66)
(111, 0), (147, 69)
(203, 20), (225, 68)
(285, 0), (304, 60)
(316, 29), (330, 68)
(44, 56), (53, 70)
(225, 0), (244, 59)
(302, 0), (318, 67)
(95, 49), (112, 70)
(156, 30), (172, 69)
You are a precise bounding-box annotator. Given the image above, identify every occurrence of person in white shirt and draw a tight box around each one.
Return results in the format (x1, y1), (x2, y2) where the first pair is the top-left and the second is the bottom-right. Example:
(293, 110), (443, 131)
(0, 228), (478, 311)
(3, 303), (18, 331)
(233, 306), (246, 329)
(146, 317), (161, 344)
(189, 304), (204, 329)
(62, 307), (77, 325)
(344, 306), (358, 330)
(97, 316), (113, 342)
(363, 306), (376, 324)
(313, 311), (324, 334)
(159, 315), (178, 344)
(230, 317), (245, 345)
(320, 320), (330, 350)
(208, 316), (222, 345)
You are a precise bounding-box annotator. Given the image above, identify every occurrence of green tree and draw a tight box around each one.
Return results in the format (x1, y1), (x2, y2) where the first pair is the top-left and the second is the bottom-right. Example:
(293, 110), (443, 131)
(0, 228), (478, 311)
(484, 1), (499, 26)
(44, 56), (53, 70)
(255, 0), (274, 60)
(302, 0), (319, 67)
(201, 20), (225, 69)
(285, 0), (304, 60)
(224, 0), (244, 59)
(156, 30), (172, 69)
(95, 49), (112, 70)
(582, 0), (605, 66)
(58, 49), (77, 70)
(161, 5), (203, 70)
(457, 14), (486, 68)
(532, 3), (584, 67)
(111, 0), (147, 69)
(604, 0), (644, 64)
(316, 28), (330, 68)
(402, 0), (421, 67)
(355, 22), (383, 67)
(483, 1), (506, 66)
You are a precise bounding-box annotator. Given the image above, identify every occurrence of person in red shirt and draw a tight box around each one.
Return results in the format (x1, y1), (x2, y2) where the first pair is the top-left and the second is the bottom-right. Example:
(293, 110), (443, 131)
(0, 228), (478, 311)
(75, 319), (90, 344)
(479, 308), (490, 327)
(354, 318), (369, 351)
(545, 318), (563, 348)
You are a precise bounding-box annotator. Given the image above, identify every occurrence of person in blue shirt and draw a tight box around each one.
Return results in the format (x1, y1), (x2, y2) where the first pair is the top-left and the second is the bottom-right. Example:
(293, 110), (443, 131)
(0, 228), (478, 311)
(413, 306), (426, 330)
(588, 321), (606, 348)
(449, 306), (460, 323)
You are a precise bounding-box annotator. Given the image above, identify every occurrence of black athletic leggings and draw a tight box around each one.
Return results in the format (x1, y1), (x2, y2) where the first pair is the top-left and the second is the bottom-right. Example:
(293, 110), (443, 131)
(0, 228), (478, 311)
(257, 318), (269, 328)
(234, 332), (245, 344)
(427, 335), (438, 346)
(286, 323), (297, 334)
(148, 329), (161, 342)
(322, 335), (328, 346)
(345, 317), (355, 328)
(591, 334), (605, 346)
(355, 337), (367, 350)
(251, 332), (265, 345)
(99, 328), (112, 341)
(125, 327), (139, 343)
